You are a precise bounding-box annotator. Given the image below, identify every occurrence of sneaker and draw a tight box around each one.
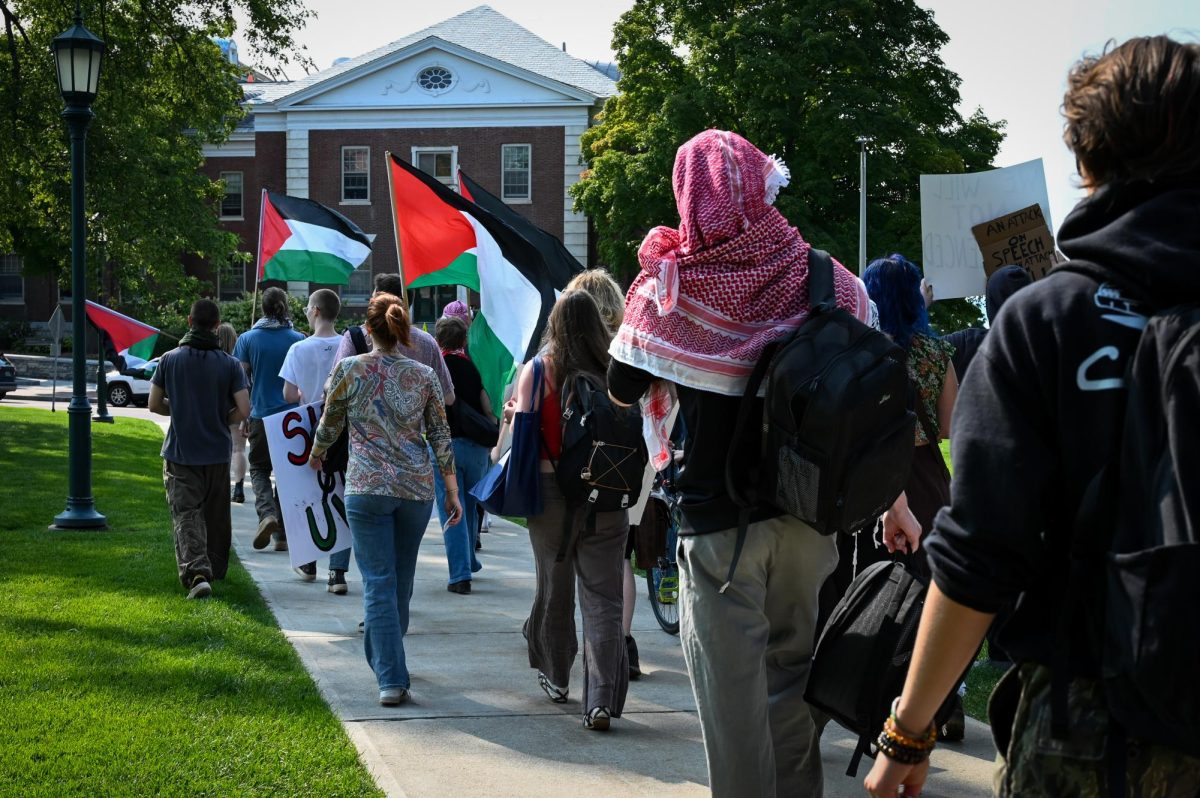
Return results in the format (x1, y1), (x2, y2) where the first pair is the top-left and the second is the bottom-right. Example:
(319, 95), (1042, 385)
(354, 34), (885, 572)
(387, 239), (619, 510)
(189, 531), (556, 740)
(538, 671), (568, 704)
(358, 619), (365, 634)
(379, 687), (409, 706)
(231, 481), (245, 504)
(940, 695), (966, 742)
(273, 537), (288, 552)
(481, 513), (490, 532)
(294, 562), (316, 581)
(584, 706), (611, 731)
(253, 516), (279, 550)
(626, 635), (642, 681)
(327, 569), (347, 595)
(447, 580), (471, 595)
(186, 576), (212, 599)
(475, 536), (482, 551)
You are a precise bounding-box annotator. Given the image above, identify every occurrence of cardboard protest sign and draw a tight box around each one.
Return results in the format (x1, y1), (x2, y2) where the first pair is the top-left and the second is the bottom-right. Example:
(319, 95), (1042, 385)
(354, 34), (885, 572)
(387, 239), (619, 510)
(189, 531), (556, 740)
(264, 402), (351, 568)
(971, 204), (1058, 282)
(920, 159), (1053, 298)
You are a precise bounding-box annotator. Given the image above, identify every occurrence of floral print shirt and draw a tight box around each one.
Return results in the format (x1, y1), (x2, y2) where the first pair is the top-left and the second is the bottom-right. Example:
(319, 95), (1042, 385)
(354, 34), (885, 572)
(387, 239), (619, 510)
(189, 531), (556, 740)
(907, 334), (954, 446)
(311, 353), (455, 500)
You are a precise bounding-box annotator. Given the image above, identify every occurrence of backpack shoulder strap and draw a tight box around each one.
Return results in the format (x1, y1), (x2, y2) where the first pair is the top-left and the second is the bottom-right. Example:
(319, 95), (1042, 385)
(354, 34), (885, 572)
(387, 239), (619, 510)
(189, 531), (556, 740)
(349, 325), (368, 355)
(807, 248), (836, 311)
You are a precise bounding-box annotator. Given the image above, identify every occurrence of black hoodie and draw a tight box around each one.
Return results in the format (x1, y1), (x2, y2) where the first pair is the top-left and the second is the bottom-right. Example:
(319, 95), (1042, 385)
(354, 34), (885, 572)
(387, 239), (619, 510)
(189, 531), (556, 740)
(944, 265), (1032, 380)
(924, 183), (1200, 674)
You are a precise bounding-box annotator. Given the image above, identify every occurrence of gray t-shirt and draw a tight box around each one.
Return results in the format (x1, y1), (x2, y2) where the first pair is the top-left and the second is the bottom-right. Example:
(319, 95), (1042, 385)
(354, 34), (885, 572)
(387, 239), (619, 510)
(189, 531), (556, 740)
(152, 346), (247, 466)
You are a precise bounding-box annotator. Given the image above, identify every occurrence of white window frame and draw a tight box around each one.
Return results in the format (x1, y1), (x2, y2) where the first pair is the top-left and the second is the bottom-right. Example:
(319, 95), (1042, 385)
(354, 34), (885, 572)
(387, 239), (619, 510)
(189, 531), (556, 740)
(341, 146), (371, 204)
(219, 171), (244, 220)
(0, 254), (23, 304)
(217, 258), (246, 300)
(500, 144), (532, 204)
(411, 146), (459, 190)
(341, 235), (376, 306)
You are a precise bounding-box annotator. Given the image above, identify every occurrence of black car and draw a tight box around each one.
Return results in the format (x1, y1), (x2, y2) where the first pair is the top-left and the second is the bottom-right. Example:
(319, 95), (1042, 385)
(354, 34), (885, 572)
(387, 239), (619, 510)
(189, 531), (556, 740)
(0, 353), (16, 400)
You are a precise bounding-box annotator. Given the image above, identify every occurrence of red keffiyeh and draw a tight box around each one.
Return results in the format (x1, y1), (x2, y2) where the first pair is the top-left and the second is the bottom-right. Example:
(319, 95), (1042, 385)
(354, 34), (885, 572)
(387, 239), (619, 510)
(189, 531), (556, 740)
(611, 129), (869, 468)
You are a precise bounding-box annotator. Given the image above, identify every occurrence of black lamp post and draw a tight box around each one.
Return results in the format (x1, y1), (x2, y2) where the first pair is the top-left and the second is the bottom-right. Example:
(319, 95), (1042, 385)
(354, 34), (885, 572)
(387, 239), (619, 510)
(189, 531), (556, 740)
(50, 9), (107, 530)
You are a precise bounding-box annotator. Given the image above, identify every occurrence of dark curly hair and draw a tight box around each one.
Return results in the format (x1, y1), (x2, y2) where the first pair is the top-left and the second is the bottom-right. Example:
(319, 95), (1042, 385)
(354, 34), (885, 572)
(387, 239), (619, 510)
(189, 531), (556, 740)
(543, 290), (611, 395)
(1063, 36), (1200, 189)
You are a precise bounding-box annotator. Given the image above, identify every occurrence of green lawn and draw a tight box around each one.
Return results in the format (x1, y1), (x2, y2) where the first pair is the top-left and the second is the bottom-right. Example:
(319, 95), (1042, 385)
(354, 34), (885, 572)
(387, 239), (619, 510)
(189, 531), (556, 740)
(0, 407), (383, 798)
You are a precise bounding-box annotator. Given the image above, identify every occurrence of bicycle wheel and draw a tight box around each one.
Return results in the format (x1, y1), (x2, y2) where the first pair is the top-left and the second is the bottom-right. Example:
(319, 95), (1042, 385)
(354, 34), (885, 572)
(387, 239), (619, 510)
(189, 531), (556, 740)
(646, 559), (680, 635)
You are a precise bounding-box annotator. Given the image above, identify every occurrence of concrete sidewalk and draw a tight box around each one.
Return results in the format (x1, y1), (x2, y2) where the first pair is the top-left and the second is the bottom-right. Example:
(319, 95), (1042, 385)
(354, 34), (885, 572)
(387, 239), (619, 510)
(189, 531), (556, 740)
(231, 489), (998, 798)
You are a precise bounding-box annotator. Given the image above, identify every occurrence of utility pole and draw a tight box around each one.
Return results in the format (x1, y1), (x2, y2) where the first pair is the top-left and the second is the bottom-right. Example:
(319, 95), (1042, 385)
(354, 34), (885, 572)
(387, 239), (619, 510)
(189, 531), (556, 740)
(855, 136), (872, 275)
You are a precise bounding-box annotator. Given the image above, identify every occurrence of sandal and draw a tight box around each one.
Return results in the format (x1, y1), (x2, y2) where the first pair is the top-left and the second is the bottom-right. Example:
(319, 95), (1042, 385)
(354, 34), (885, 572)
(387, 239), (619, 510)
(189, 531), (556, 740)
(584, 706), (611, 731)
(537, 671), (568, 703)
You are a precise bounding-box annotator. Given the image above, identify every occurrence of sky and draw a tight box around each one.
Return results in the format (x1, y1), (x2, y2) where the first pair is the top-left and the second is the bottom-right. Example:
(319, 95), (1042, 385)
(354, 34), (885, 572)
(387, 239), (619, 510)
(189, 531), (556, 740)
(242, 0), (1200, 236)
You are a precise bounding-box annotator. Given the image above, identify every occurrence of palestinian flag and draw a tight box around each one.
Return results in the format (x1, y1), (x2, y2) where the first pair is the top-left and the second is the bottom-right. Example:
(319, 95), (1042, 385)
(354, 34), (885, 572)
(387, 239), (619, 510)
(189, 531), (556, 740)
(458, 168), (583, 290)
(387, 153), (563, 410)
(85, 301), (159, 362)
(257, 190), (372, 284)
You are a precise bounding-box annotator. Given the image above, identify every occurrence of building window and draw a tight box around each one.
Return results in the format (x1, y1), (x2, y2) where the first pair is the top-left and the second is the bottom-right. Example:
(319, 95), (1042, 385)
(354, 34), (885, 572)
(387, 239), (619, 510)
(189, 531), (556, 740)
(501, 144), (531, 202)
(343, 256), (373, 306)
(409, 285), (459, 325)
(218, 258), (246, 300)
(0, 254), (22, 303)
(412, 147), (457, 189)
(417, 65), (454, 93)
(342, 146), (370, 202)
(220, 171), (243, 218)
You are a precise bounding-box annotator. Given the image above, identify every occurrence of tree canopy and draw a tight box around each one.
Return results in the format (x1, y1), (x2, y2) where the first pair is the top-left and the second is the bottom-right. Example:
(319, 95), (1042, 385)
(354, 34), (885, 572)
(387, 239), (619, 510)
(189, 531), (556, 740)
(571, 0), (1005, 330)
(0, 0), (310, 327)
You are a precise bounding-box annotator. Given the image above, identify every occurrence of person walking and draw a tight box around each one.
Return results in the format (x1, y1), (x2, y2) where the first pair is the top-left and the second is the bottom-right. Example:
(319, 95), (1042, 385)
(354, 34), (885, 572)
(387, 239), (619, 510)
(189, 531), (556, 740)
(325, 273), (457, 597)
(308, 292), (460, 707)
(943, 265), (1032, 383)
(864, 36), (1200, 797)
(433, 315), (493, 594)
(218, 322), (249, 504)
(563, 267), (643, 681)
(500, 291), (631, 732)
(233, 286), (304, 556)
(606, 129), (919, 796)
(149, 300), (250, 598)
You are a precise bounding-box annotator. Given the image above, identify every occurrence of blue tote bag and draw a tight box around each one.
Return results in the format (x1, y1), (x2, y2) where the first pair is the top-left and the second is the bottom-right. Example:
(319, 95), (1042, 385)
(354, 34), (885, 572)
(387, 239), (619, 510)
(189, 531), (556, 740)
(470, 358), (545, 517)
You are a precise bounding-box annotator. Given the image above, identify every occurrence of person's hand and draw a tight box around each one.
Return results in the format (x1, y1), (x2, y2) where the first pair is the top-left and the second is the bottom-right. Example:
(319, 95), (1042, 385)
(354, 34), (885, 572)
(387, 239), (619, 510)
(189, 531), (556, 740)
(864, 753), (930, 797)
(444, 490), (463, 528)
(501, 399), (516, 424)
(239, 419), (250, 436)
(920, 279), (935, 308)
(882, 502), (921, 554)
(307, 453), (324, 471)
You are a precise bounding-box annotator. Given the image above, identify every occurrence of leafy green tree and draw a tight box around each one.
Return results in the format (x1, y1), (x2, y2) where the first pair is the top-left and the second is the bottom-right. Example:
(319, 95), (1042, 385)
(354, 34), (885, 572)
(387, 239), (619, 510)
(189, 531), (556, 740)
(0, 0), (310, 319)
(573, 0), (1004, 327)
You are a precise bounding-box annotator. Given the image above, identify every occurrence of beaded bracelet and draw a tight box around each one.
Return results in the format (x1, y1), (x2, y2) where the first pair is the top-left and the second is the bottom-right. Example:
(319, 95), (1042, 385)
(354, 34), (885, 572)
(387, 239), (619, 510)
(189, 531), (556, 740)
(875, 697), (937, 765)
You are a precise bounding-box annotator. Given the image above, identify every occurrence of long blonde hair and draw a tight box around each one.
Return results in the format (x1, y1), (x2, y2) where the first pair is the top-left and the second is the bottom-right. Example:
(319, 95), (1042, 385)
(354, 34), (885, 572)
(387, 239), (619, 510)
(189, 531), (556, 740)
(565, 268), (625, 334)
(217, 323), (238, 354)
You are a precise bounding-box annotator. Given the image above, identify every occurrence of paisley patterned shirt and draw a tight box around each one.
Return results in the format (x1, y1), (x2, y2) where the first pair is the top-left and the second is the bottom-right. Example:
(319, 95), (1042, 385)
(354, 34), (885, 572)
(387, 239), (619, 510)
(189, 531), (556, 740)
(311, 353), (455, 500)
(907, 333), (955, 446)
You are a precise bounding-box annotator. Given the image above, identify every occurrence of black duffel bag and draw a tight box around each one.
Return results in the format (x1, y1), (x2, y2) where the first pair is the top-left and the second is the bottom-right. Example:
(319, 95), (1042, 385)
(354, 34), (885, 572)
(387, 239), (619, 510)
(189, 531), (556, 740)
(805, 558), (961, 777)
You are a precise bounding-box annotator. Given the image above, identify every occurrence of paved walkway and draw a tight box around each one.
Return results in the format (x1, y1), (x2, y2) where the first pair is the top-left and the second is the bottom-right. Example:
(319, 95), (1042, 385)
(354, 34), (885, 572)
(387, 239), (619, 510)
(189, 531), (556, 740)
(230, 483), (998, 798)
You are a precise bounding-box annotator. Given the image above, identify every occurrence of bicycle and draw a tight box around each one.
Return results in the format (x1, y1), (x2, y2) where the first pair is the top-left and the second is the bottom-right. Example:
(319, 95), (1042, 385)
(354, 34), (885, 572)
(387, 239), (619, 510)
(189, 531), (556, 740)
(643, 466), (682, 636)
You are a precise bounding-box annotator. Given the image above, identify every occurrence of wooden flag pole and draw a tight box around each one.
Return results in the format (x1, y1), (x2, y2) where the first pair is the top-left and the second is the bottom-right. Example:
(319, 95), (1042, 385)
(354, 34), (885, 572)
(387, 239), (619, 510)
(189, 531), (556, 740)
(384, 152), (408, 307)
(250, 187), (268, 329)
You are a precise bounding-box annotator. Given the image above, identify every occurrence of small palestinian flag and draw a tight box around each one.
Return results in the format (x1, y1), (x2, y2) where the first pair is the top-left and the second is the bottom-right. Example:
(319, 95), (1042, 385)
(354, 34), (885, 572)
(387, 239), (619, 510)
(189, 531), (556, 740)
(387, 153), (562, 412)
(257, 190), (372, 285)
(85, 300), (160, 361)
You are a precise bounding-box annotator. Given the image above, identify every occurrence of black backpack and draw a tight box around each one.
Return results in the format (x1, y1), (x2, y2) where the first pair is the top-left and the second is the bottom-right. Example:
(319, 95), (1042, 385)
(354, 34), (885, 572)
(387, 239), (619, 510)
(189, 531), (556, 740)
(722, 249), (916, 589)
(806, 559), (963, 776)
(550, 371), (648, 561)
(322, 326), (368, 476)
(1054, 266), (1200, 759)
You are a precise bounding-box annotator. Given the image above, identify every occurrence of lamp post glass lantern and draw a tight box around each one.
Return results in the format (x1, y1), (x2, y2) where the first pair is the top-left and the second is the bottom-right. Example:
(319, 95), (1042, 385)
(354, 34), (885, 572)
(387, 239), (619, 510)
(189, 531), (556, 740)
(50, 10), (107, 529)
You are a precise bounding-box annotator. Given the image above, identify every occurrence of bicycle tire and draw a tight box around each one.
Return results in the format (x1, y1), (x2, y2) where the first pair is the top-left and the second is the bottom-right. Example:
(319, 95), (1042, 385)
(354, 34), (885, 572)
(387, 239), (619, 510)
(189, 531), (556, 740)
(646, 563), (680, 635)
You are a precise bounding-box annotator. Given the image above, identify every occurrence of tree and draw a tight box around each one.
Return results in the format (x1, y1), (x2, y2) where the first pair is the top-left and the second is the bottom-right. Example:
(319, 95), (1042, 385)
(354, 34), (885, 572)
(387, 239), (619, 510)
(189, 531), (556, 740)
(572, 0), (1004, 327)
(0, 0), (311, 322)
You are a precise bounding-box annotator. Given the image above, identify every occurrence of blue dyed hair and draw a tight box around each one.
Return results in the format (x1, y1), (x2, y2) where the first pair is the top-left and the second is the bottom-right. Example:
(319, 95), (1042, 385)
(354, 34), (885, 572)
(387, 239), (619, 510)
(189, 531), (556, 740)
(862, 254), (933, 351)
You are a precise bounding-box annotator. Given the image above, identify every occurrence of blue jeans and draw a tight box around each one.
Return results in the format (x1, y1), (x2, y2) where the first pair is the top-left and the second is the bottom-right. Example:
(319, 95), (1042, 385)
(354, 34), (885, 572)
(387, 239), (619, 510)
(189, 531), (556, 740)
(329, 545), (352, 572)
(345, 492), (433, 691)
(434, 438), (490, 584)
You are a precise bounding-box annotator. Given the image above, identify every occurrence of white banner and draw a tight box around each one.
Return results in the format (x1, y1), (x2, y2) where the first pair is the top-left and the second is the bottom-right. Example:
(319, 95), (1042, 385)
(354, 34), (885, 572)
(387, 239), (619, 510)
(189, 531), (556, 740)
(920, 159), (1053, 299)
(263, 402), (352, 568)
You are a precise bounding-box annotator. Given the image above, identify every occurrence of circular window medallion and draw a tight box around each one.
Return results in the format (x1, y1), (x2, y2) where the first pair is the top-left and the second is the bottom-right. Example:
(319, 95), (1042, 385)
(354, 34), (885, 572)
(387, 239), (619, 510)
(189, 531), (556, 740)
(418, 66), (454, 93)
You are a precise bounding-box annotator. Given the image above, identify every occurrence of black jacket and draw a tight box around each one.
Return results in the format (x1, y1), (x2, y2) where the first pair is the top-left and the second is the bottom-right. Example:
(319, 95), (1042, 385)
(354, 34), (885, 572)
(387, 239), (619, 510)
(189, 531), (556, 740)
(924, 182), (1200, 674)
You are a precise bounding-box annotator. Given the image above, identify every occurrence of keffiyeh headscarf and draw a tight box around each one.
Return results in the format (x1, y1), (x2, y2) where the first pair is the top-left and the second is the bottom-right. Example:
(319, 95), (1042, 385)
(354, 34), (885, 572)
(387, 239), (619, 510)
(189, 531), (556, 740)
(442, 300), (471, 324)
(610, 129), (870, 469)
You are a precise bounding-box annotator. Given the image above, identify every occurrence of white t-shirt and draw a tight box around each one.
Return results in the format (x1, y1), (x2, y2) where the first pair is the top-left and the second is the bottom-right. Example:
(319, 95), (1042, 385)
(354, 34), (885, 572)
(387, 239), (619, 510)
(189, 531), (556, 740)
(279, 334), (343, 405)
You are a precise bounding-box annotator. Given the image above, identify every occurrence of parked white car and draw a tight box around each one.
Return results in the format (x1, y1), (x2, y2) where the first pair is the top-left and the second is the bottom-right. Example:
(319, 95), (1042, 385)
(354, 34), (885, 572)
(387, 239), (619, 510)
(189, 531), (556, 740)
(105, 358), (158, 407)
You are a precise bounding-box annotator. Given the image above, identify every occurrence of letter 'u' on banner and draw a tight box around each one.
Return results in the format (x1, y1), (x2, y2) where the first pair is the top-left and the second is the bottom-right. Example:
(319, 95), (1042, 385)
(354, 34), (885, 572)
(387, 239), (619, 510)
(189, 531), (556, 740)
(264, 401), (352, 568)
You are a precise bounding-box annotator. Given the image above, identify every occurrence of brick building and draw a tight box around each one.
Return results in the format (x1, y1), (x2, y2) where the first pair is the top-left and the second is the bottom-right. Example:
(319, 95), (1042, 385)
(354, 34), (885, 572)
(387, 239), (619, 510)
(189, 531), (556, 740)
(1, 5), (616, 326)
